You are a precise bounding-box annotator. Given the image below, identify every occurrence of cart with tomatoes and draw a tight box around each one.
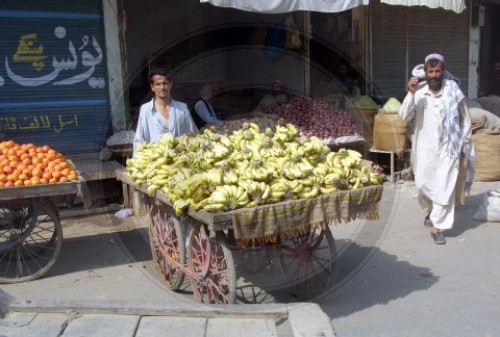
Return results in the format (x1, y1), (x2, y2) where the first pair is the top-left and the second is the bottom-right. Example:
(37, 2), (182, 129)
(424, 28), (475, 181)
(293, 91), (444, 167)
(116, 170), (383, 304)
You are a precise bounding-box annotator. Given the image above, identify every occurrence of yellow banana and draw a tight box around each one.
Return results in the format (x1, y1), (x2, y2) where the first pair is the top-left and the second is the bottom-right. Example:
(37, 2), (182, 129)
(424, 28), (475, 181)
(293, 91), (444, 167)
(203, 203), (228, 212)
(299, 185), (319, 199)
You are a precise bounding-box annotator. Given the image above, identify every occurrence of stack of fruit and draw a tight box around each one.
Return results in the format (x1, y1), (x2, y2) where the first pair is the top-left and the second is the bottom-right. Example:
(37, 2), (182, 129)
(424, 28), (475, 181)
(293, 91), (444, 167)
(126, 123), (384, 214)
(0, 140), (79, 187)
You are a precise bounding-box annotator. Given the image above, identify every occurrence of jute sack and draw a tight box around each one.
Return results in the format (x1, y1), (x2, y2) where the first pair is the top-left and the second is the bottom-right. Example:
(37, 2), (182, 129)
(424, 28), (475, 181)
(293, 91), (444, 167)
(372, 109), (408, 155)
(473, 129), (500, 181)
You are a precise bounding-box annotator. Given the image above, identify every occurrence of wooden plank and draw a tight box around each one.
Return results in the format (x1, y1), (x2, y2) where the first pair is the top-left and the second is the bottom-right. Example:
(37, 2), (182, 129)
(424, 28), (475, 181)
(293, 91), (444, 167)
(0, 181), (78, 202)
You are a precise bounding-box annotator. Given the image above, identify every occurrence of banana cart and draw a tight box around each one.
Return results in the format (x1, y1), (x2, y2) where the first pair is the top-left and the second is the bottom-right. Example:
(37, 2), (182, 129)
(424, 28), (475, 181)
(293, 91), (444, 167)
(0, 181), (79, 283)
(116, 170), (383, 304)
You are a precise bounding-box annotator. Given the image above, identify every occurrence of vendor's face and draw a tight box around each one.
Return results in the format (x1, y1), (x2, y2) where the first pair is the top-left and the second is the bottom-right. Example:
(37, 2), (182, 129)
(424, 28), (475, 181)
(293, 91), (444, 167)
(271, 83), (282, 96)
(150, 74), (172, 99)
(425, 64), (444, 91)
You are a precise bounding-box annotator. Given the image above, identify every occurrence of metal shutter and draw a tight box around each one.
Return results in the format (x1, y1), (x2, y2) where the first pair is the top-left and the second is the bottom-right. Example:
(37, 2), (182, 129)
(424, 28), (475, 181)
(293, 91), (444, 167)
(371, 1), (470, 101)
(0, 0), (111, 153)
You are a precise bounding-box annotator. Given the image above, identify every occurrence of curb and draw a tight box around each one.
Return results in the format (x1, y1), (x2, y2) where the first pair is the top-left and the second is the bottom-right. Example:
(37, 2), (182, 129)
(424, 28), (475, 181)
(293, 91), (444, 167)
(8, 299), (336, 337)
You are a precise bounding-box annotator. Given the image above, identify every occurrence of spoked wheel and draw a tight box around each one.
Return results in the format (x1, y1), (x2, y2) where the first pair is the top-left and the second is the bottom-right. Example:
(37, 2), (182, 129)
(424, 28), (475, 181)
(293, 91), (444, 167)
(188, 224), (236, 304)
(278, 225), (337, 301)
(0, 198), (62, 283)
(148, 203), (185, 291)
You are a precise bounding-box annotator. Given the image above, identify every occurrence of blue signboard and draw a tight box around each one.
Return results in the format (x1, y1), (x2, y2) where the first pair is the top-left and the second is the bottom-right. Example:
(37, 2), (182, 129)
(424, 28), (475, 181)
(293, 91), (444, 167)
(0, 0), (111, 153)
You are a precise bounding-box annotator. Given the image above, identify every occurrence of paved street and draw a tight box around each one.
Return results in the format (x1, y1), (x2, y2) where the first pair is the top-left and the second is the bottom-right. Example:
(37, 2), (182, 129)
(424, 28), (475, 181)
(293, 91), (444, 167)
(1, 179), (500, 336)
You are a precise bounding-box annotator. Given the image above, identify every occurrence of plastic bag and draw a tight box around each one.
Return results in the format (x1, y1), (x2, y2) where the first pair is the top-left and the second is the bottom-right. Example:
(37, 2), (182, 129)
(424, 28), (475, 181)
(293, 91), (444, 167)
(114, 208), (134, 219)
(473, 189), (500, 222)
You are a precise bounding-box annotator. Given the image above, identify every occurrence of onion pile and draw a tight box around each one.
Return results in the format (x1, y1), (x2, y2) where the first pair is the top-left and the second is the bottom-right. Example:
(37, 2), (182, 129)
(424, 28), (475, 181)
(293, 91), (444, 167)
(261, 97), (362, 141)
(216, 115), (279, 134)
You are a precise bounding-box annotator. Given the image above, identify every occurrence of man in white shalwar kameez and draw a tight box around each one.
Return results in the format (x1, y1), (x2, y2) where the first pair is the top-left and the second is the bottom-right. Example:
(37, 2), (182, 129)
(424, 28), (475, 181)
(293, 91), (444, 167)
(399, 53), (475, 244)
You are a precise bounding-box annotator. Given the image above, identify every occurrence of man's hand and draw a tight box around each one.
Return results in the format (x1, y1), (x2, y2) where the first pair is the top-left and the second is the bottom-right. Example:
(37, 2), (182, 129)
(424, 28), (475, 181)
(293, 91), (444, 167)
(408, 76), (419, 93)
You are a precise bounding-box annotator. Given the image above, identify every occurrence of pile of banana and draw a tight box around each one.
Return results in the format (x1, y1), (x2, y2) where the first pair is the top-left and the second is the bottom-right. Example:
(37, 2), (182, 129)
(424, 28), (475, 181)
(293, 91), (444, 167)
(126, 122), (384, 215)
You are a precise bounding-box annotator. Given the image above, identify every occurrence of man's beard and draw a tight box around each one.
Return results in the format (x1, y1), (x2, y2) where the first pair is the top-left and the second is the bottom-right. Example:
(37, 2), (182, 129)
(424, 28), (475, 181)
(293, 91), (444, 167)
(427, 77), (443, 91)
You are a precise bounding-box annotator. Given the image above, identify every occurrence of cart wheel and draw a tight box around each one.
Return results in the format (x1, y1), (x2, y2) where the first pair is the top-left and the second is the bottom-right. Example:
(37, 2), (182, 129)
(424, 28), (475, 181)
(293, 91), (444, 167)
(148, 204), (185, 291)
(278, 226), (337, 301)
(0, 198), (62, 283)
(188, 224), (236, 304)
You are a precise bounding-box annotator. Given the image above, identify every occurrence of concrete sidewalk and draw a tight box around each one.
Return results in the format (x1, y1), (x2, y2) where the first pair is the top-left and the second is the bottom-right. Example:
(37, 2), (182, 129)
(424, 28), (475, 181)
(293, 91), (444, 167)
(1, 299), (335, 337)
(2, 179), (499, 336)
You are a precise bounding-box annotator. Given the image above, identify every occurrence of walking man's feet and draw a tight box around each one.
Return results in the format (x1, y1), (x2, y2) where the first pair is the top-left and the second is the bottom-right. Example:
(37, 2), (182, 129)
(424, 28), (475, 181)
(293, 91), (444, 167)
(424, 213), (433, 227)
(430, 229), (446, 245)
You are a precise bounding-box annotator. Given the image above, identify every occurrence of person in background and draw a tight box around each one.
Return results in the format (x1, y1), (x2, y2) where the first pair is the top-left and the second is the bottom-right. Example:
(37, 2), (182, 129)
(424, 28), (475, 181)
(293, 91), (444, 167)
(399, 53), (475, 245)
(133, 67), (198, 154)
(257, 80), (288, 111)
(331, 61), (361, 99)
(192, 83), (224, 129)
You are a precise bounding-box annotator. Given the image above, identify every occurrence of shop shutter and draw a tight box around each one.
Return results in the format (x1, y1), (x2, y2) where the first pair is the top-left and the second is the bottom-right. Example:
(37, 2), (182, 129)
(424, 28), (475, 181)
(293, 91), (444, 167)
(0, 0), (110, 153)
(372, 1), (470, 100)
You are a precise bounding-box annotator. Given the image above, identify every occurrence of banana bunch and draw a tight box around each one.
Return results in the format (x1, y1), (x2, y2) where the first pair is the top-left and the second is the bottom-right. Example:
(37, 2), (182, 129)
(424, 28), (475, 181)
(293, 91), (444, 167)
(162, 167), (194, 202)
(287, 179), (306, 200)
(228, 146), (254, 162)
(326, 148), (362, 170)
(184, 173), (213, 204)
(189, 151), (212, 171)
(238, 180), (271, 207)
(323, 168), (350, 191)
(312, 163), (330, 177)
(203, 168), (224, 186)
(173, 198), (193, 215)
(299, 176), (325, 199)
(214, 159), (240, 185)
(229, 123), (262, 151)
(273, 123), (299, 143)
(301, 136), (324, 157)
(203, 140), (231, 164)
(241, 158), (273, 182)
(257, 136), (287, 159)
(269, 179), (291, 203)
(195, 185), (249, 212)
(282, 157), (314, 180)
(175, 133), (204, 152)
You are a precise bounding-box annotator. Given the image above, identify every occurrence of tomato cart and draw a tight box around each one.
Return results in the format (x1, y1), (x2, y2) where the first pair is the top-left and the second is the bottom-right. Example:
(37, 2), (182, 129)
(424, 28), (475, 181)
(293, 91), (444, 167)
(0, 181), (79, 283)
(116, 170), (383, 304)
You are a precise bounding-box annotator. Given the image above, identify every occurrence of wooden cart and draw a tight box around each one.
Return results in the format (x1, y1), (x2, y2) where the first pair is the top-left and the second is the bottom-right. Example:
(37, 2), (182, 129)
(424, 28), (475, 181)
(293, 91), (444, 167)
(116, 170), (383, 304)
(0, 181), (78, 283)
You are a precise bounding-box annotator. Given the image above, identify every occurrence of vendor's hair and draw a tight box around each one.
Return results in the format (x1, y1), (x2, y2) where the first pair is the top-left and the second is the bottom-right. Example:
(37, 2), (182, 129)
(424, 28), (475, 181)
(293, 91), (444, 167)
(424, 58), (445, 71)
(149, 67), (172, 84)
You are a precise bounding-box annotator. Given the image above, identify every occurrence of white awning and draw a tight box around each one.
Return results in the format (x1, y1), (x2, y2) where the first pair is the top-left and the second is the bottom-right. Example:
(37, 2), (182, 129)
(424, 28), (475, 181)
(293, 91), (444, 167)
(200, 0), (466, 13)
(380, 0), (466, 13)
(199, 0), (369, 14)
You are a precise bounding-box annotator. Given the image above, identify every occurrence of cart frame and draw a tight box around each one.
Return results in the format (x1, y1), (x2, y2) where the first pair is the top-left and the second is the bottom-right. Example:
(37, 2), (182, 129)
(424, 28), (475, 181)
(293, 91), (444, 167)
(117, 170), (383, 304)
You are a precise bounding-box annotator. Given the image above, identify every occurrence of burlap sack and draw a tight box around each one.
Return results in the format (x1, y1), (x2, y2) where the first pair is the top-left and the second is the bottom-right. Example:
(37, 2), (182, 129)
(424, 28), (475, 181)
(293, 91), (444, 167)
(473, 129), (500, 181)
(372, 110), (408, 155)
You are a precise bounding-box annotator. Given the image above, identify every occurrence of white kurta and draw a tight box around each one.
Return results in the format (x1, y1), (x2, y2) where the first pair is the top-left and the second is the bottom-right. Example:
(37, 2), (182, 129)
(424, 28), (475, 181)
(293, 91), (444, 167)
(399, 80), (469, 230)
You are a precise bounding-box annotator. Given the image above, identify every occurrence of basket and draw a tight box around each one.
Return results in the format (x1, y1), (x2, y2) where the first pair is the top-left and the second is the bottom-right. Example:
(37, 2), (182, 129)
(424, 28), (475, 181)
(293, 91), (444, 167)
(108, 143), (133, 158)
(372, 110), (408, 155)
